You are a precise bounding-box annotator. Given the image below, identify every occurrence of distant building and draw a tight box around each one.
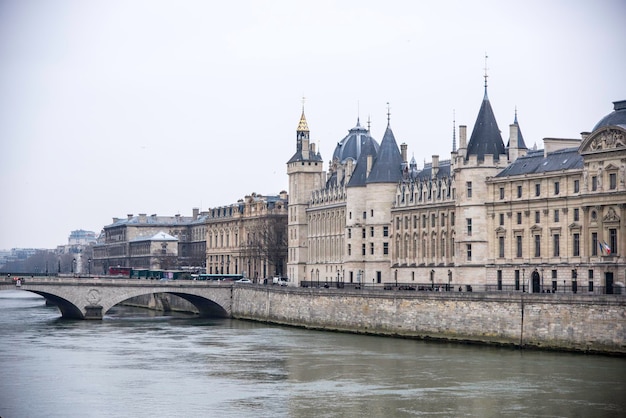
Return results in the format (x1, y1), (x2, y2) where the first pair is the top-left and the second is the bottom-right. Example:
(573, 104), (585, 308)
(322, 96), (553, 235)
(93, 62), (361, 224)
(68, 229), (97, 246)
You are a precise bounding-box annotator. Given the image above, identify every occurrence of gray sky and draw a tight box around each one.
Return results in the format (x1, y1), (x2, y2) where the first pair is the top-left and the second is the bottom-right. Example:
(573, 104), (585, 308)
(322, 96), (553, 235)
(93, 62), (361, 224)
(1, 0), (624, 250)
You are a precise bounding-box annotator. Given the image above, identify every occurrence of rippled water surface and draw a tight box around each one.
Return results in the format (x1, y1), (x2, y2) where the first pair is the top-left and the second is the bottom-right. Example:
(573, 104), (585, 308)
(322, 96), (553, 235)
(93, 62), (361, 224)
(1, 290), (624, 417)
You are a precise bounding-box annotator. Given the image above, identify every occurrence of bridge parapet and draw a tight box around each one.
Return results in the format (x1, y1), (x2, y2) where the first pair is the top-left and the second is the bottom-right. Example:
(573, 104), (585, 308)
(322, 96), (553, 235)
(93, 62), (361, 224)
(1, 277), (233, 320)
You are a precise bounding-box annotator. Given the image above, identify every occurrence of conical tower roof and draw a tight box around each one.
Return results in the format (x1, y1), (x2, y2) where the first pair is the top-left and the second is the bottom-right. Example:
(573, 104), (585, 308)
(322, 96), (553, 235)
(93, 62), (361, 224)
(466, 87), (505, 161)
(367, 124), (403, 184)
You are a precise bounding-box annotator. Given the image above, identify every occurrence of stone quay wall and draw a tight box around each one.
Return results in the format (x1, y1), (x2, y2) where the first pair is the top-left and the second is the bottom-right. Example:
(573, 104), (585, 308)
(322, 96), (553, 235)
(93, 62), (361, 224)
(231, 287), (626, 355)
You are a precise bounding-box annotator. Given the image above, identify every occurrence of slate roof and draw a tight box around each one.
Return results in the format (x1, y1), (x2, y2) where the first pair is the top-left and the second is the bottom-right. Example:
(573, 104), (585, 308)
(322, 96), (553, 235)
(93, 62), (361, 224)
(592, 100), (626, 131)
(332, 118), (379, 163)
(346, 135), (378, 187)
(495, 148), (583, 177)
(131, 231), (178, 242)
(466, 90), (506, 161)
(367, 124), (404, 184)
(413, 160), (452, 181)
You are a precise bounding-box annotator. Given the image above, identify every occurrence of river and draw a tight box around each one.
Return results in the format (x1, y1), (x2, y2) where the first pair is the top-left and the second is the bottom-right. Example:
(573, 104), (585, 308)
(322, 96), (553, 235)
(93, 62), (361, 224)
(0, 290), (624, 417)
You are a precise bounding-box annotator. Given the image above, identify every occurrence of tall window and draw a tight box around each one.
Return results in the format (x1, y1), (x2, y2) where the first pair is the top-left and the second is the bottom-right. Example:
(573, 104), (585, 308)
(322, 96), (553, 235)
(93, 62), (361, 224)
(517, 185), (522, 198)
(516, 235), (523, 257)
(610, 173), (617, 190)
(370, 242), (374, 255)
(591, 232), (598, 256)
(362, 228), (366, 239)
(554, 181), (560, 195)
(383, 242), (389, 255)
(348, 244), (352, 256)
(553, 234), (560, 257)
(348, 228), (352, 239)
(574, 208), (579, 222)
(535, 211), (540, 224)
(499, 187), (504, 199)
(592, 176), (597, 191)
(466, 244), (472, 261)
(554, 209), (560, 222)
(499, 213), (504, 226)
(466, 182), (472, 198)
(370, 227), (374, 237)
(499, 236), (505, 258)
(517, 212), (522, 224)
(466, 218), (472, 236)
(609, 228), (617, 254)
(535, 183), (541, 196)
(362, 243), (366, 256)
(574, 179), (580, 193)
(573, 233), (580, 256)
(383, 226), (389, 237)
(534, 234), (541, 257)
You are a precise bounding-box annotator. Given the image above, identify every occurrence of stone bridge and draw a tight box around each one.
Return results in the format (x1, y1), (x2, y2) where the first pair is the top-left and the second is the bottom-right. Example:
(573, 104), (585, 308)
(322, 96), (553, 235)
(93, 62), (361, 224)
(0, 277), (233, 320)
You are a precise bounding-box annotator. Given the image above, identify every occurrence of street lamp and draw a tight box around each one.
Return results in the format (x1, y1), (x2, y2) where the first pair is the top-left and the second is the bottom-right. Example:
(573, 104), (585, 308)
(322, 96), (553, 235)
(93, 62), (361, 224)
(430, 269), (435, 289)
(72, 258), (76, 275)
(395, 269), (398, 288)
(448, 270), (452, 291)
(88, 258), (91, 277)
(522, 268), (526, 292)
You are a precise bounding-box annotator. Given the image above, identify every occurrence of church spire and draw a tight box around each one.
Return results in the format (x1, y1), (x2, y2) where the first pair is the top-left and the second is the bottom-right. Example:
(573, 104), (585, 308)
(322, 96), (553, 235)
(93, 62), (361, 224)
(297, 97), (309, 132)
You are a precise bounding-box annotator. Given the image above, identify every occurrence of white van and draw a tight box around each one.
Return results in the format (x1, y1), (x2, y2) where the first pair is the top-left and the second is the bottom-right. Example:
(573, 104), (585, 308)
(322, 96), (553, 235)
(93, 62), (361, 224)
(272, 277), (288, 286)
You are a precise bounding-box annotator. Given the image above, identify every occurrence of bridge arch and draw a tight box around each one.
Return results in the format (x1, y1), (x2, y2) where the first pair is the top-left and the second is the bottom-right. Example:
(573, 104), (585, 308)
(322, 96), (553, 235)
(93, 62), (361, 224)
(2, 279), (233, 320)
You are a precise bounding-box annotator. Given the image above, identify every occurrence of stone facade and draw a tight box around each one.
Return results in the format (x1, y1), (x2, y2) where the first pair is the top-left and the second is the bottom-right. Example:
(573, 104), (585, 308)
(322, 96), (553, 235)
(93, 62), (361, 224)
(231, 286), (626, 354)
(205, 192), (288, 282)
(287, 85), (626, 294)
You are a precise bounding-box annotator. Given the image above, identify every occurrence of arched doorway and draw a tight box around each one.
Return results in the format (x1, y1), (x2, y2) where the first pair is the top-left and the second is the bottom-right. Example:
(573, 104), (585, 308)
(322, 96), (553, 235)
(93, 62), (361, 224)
(531, 270), (540, 293)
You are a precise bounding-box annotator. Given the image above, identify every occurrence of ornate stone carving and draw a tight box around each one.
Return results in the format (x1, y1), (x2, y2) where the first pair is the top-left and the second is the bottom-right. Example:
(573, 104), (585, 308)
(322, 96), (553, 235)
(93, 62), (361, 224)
(603, 207), (620, 222)
(589, 129), (626, 151)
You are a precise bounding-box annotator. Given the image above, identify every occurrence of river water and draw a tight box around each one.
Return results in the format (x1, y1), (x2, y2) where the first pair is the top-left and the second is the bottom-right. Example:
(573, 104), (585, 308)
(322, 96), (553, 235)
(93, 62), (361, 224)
(0, 290), (624, 418)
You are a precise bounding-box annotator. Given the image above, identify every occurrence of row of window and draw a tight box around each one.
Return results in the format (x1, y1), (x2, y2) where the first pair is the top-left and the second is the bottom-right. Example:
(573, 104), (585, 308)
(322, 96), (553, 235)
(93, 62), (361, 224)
(347, 226), (390, 239)
(347, 242), (390, 256)
(495, 229), (618, 258)
(496, 208), (581, 226)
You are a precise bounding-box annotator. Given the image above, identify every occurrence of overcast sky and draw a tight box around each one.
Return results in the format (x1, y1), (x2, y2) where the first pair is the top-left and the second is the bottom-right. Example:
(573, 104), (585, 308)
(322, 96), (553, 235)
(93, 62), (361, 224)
(1, 0), (624, 250)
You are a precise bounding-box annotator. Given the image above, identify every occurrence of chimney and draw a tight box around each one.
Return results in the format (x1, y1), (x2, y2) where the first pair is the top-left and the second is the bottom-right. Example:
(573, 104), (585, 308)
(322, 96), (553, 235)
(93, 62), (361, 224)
(127, 214), (133, 220)
(401, 143), (408, 163)
(431, 155), (439, 179)
(139, 213), (147, 223)
(509, 123), (519, 161)
(459, 125), (467, 149)
(192, 208), (199, 220)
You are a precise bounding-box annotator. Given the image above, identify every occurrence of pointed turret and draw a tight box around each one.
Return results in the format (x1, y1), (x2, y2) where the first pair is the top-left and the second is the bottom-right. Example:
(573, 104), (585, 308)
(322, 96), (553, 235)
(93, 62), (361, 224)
(288, 105), (322, 163)
(465, 83), (505, 161)
(367, 122), (403, 184)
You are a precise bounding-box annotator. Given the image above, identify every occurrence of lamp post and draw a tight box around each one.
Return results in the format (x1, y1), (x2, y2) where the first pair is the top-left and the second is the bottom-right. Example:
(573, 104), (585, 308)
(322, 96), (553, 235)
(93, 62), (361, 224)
(88, 258), (91, 277)
(72, 258), (76, 275)
(541, 268), (544, 292)
(522, 268), (526, 292)
(395, 269), (398, 288)
(430, 269), (435, 289)
(447, 270), (452, 291)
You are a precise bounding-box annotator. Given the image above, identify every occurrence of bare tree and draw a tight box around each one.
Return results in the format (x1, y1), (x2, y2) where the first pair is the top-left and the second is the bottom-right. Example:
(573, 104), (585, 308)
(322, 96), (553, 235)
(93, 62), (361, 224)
(242, 215), (287, 278)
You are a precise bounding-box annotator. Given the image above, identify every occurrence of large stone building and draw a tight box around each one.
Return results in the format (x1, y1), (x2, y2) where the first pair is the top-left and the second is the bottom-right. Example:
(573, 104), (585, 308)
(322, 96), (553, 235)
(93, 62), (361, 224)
(93, 210), (207, 274)
(205, 192), (288, 282)
(93, 192), (289, 281)
(287, 81), (626, 293)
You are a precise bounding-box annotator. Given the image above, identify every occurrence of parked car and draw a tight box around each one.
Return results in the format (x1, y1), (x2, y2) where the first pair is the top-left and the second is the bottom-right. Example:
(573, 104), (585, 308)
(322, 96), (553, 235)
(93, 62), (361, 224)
(236, 278), (252, 283)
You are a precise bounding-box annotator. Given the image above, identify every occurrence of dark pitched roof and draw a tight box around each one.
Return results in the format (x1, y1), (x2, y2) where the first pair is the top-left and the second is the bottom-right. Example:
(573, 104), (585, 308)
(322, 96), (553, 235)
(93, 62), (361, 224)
(367, 124), (403, 184)
(414, 160), (452, 181)
(332, 119), (379, 163)
(466, 91), (506, 161)
(495, 148), (582, 177)
(346, 136), (378, 187)
(592, 100), (626, 131)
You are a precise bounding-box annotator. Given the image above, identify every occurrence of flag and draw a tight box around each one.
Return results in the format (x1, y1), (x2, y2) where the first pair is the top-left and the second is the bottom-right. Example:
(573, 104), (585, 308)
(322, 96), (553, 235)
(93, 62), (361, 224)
(603, 241), (611, 254)
(599, 241), (604, 254)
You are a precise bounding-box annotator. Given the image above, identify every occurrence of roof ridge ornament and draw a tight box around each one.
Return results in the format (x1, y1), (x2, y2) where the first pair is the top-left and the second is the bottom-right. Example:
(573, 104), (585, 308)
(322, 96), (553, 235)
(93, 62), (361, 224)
(386, 102), (391, 126)
(483, 53), (489, 99)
